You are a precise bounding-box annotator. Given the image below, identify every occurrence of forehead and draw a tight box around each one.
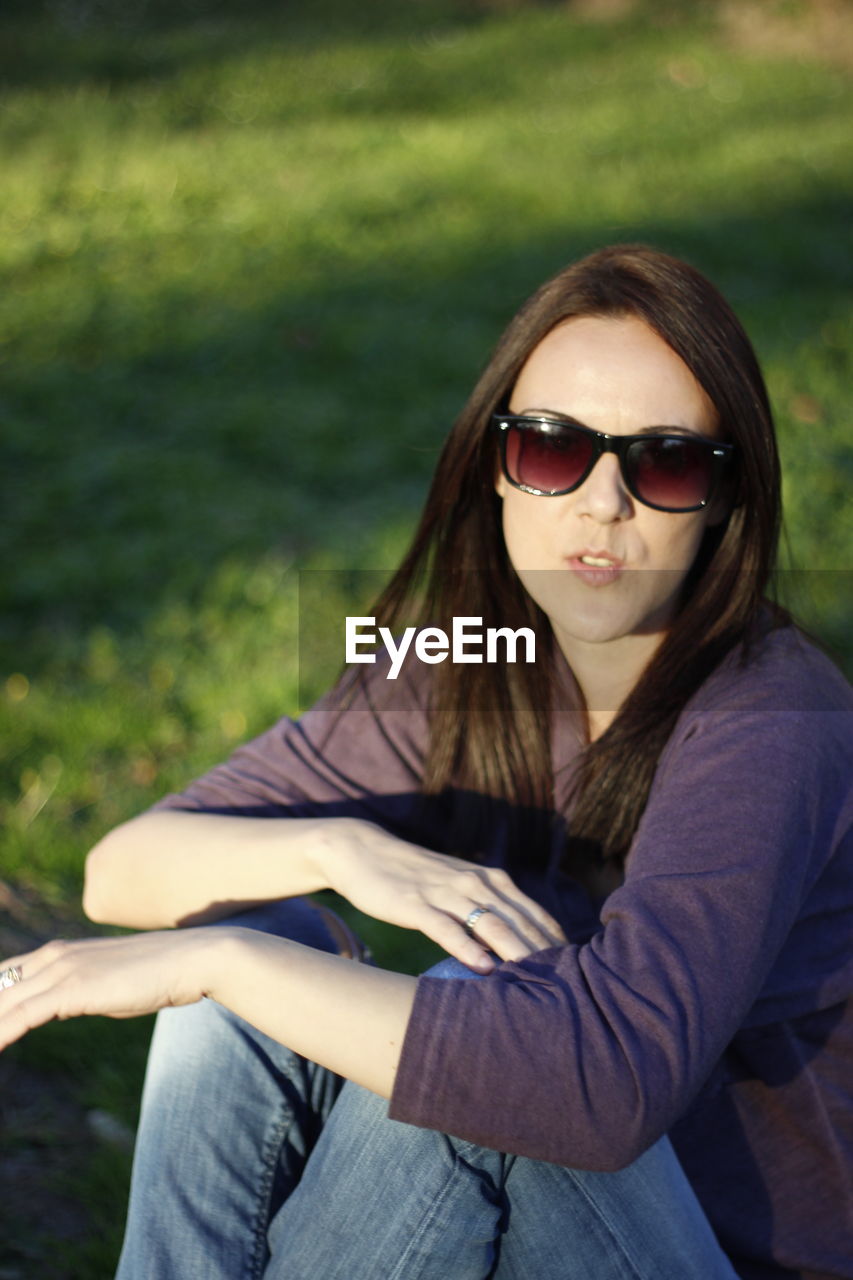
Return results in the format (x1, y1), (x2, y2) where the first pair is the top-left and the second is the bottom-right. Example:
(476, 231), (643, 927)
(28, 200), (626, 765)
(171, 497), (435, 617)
(509, 314), (718, 435)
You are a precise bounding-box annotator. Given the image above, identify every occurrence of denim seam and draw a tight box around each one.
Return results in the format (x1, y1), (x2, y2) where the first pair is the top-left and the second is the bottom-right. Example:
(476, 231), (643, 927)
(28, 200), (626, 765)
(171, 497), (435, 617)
(384, 1150), (481, 1280)
(248, 1105), (296, 1280)
(561, 1169), (647, 1280)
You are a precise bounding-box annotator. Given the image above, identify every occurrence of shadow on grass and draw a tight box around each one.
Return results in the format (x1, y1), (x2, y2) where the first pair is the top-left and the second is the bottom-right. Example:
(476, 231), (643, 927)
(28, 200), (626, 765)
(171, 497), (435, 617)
(3, 189), (852, 674)
(0, 0), (606, 95)
(2, 8), (850, 1277)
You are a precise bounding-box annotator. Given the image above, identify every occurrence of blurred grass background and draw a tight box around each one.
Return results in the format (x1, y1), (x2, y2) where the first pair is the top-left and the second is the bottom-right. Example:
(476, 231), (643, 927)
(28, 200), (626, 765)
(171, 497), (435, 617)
(1, 0), (851, 1272)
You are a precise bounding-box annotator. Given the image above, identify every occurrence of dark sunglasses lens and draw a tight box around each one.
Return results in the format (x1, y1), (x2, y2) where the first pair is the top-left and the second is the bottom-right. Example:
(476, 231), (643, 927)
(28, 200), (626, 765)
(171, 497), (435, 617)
(627, 438), (714, 510)
(506, 424), (593, 494)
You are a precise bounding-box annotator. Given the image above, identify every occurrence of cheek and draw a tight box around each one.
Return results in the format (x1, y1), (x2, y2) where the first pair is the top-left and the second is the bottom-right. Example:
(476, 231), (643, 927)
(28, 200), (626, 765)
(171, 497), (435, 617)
(637, 503), (713, 572)
(662, 513), (713, 570)
(500, 492), (553, 570)
(499, 493), (714, 574)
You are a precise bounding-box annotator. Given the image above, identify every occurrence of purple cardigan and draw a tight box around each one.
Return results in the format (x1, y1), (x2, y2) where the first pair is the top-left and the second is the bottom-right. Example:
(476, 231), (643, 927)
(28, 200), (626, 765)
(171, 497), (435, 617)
(154, 627), (853, 1280)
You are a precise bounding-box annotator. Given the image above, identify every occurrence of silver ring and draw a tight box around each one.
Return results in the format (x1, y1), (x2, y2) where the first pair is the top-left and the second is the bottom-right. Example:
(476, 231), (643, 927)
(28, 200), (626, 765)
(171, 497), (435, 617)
(0, 965), (22, 990)
(463, 906), (491, 938)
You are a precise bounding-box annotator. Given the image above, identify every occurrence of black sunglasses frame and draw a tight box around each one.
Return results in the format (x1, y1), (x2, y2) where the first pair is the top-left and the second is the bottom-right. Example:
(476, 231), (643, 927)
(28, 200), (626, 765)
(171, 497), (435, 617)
(492, 414), (735, 514)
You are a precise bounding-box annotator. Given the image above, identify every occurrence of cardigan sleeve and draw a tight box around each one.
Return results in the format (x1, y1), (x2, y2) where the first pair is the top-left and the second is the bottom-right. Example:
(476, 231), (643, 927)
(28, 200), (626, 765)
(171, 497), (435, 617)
(388, 639), (853, 1171)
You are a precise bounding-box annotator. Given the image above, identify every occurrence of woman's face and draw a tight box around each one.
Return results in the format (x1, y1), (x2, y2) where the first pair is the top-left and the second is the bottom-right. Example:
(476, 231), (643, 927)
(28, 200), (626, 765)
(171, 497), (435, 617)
(497, 313), (723, 659)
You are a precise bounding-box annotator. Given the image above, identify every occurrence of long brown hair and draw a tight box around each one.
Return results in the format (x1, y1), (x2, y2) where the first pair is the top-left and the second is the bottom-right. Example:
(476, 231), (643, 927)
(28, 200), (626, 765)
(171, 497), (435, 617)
(368, 245), (786, 883)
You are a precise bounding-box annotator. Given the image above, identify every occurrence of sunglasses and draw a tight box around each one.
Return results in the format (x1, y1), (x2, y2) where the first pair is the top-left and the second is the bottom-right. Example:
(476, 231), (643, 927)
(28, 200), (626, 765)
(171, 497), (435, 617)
(493, 414), (735, 514)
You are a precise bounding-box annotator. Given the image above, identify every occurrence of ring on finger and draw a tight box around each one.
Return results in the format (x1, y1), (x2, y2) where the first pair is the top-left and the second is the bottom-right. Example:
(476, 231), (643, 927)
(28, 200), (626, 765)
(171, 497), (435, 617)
(0, 965), (23, 990)
(463, 906), (492, 938)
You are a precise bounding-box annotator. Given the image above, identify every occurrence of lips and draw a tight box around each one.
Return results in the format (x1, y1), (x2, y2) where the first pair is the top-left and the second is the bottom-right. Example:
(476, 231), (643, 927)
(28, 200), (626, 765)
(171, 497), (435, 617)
(566, 549), (624, 585)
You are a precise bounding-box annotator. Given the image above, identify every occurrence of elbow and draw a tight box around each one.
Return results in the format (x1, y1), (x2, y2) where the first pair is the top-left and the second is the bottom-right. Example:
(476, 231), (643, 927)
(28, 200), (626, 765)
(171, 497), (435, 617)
(583, 1098), (679, 1174)
(478, 1097), (666, 1174)
(82, 840), (117, 923)
(582, 1124), (662, 1174)
(82, 825), (141, 926)
(539, 1084), (674, 1173)
(544, 1124), (665, 1176)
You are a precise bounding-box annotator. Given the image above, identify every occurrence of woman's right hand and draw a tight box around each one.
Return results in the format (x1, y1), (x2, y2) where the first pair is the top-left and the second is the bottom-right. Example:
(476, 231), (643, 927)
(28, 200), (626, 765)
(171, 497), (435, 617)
(316, 820), (566, 971)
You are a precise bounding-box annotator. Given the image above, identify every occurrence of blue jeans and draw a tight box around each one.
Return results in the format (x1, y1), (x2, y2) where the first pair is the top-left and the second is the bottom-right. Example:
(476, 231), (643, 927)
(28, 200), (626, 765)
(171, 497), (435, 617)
(116, 900), (739, 1279)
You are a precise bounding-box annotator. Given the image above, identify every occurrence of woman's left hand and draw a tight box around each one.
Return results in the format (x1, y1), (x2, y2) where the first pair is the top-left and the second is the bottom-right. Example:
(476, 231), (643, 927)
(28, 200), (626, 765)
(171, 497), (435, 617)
(0, 929), (224, 1053)
(0, 928), (416, 1100)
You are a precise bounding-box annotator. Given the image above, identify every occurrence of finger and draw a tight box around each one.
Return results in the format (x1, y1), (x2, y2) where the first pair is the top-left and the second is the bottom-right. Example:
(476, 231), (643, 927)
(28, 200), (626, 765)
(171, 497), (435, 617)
(0, 952), (29, 979)
(0, 994), (51, 1050)
(415, 910), (496, 973)
(427, 900), (551, 965)
(444, 867), (566, 950)
(0, 944), (147, 1050)
(0, 975), (103, 1052)
(479, 870), (567, 945)
(0, 939), (76, 985)
(0, 967), (64, 1051)
(439, 886), (563, 957)
(0, 940), (112, 1022)
(476, 899), (563, 954)
(460, 907), (555, 963)
(0, 963), (23, 990)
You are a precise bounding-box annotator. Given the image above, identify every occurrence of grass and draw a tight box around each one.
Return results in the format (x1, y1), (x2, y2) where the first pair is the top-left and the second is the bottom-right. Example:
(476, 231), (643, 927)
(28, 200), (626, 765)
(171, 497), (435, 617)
(1, 0), (851, 1273)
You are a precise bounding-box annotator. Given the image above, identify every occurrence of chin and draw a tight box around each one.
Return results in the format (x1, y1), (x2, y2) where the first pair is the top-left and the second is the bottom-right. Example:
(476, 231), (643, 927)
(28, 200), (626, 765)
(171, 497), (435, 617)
(551, 600), (675, 649)
(552, 613), (639, 646)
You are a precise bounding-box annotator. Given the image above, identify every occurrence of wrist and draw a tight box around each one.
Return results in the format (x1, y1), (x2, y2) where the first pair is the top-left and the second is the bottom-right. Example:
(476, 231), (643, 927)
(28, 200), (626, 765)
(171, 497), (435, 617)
(307, 816), (366, 890)
(199, 926), (260, 1004)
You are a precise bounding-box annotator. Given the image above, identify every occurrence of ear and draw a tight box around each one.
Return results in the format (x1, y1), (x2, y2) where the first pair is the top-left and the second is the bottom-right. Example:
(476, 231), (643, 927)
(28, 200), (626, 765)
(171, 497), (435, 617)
(495, 467), (507, 499)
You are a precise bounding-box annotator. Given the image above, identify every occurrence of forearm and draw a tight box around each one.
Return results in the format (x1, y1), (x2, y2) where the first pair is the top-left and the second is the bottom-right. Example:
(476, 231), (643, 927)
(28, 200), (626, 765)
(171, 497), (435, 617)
(83, 810), (356, 930)
(83, 804), (566, 971)
(0, 924), (417, 1081)
(207, 928), (417, 1097)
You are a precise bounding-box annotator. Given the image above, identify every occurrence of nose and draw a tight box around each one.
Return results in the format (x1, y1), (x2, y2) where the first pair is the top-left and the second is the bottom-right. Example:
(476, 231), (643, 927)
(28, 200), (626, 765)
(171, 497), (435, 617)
(572, 451), (633, 523)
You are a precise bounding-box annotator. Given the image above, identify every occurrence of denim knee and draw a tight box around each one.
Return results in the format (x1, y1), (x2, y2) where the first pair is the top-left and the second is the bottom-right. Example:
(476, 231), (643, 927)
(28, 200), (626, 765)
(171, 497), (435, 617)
(141, 997), (252, 1100)
(423, 955), (490, 982)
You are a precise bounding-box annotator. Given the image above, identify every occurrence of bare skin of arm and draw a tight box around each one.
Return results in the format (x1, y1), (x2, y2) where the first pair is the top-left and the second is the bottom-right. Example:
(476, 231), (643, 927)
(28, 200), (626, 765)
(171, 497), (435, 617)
(1, 807), (568, 1077)
(84, 810), (566, 971)
(0, 926), (416, 1098)
(83, 811), (340, 929)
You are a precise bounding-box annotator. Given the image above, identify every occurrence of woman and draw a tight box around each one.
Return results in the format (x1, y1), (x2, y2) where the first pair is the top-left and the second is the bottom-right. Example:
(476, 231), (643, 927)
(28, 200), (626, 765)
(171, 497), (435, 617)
(1, 246), (850, 1279)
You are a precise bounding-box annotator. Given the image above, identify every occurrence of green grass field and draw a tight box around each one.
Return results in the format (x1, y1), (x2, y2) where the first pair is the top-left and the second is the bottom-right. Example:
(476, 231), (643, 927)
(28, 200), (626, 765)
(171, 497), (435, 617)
(1, 0), (851, 1272)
